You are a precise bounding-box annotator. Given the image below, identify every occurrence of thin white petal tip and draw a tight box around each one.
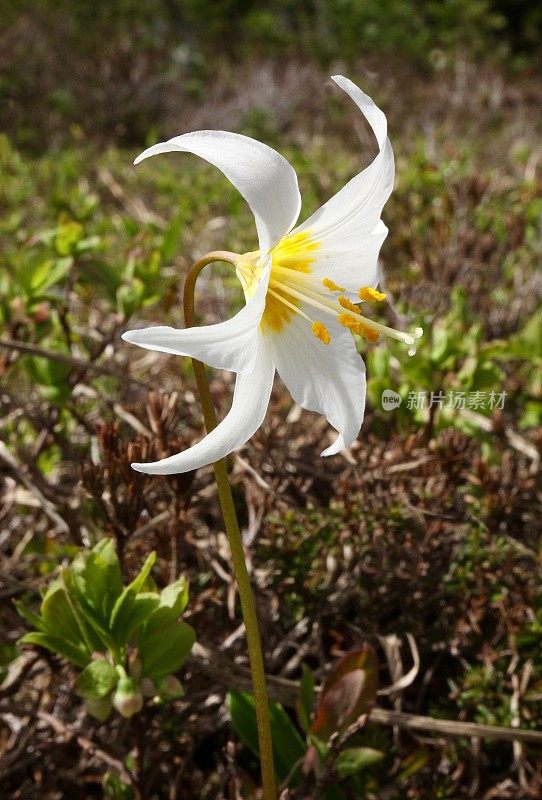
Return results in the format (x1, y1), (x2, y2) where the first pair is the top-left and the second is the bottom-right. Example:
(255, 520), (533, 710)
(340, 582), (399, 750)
(131, 461), (174, 475)
(320, 433), (347, 458)
(320, 445), (341, 458)
(122, 330), (144, 345)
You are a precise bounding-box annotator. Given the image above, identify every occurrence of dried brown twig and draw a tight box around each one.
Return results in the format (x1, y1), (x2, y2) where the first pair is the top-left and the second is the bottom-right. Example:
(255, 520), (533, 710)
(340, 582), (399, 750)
(0, 337), (150, 389)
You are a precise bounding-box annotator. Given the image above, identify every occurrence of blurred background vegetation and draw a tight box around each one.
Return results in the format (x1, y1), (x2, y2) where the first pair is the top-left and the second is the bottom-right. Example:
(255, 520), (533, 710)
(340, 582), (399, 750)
(2, 0), (542, 149)
(1, 2), (542, 799)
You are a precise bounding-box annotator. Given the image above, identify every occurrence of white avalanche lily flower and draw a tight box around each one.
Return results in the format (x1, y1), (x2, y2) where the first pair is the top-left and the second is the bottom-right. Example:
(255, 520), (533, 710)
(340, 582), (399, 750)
(123, 75), (421, 475)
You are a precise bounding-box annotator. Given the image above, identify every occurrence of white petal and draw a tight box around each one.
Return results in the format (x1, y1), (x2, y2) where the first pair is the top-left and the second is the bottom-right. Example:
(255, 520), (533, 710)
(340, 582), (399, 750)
(269, 310), (366, 457)
(293, 76), (394, 293)
(309, 220), (388, 296)
(123, 262), (270, 373)
(134, 131), (301, 254)
(332, 75), (388, 150)
(131, 335), (275, 475)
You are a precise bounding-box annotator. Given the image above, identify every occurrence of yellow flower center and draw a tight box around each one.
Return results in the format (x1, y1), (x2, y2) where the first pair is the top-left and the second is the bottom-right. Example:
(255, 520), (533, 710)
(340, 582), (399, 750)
(235, 232), (422, 353)
(236, 231), (319, 334)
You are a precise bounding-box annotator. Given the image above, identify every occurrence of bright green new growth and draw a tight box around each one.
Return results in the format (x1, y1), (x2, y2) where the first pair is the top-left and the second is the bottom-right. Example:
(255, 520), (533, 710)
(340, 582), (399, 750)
(15, 539), (196, 720)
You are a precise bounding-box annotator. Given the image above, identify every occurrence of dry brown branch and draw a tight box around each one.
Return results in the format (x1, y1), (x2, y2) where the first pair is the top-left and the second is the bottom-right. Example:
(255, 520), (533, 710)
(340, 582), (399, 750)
(0, 337), (150, 389)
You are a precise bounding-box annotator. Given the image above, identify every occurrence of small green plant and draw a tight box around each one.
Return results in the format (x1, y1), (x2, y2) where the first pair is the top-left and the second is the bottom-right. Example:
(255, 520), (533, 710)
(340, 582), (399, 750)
(16, 539), (195, 720)
(230, 644), (384, 796)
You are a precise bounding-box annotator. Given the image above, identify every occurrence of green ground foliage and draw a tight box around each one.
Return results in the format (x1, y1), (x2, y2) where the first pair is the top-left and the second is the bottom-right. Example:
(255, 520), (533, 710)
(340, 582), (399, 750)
(1, 2), (542, 798)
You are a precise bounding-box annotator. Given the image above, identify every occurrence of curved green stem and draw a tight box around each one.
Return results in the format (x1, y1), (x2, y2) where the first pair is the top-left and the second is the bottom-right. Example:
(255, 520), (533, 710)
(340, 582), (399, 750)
(183, 252), (277, 800)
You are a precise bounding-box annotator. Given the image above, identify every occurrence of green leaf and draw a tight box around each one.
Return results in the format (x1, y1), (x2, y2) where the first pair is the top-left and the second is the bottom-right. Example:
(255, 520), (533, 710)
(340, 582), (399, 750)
(20, 632), (90, 668)
(16, 581), (94, 666)
(147, 576), (190, 630)
(27, 256), (73, 295)
(14, 600), (47, 632)
(110, 551), (157, 643)
(296, 664), (315, 733)
(160, 215), (184, 262)
(75, 660), (119, 699)
(70, 539), (123, 627)
(55, 221), (84, 256)
(229, 691), (306, 783)
(335, 747), (384, 778)
(135, 576), (194, 678)
(40, 581), (86, 648)
(22, 354), (71, 388)
(117, 279), (145, 319)
(138, 621), (195, 679)
(61, 566), (114, 653)
(113, 593), (159, 646)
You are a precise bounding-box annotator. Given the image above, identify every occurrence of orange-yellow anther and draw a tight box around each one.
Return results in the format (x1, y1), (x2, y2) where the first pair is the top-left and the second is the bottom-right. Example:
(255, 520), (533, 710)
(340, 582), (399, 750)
(338, 295), (360, 314)
(322, 277), (346, 293)
(359, 286), (387, 302)
(338, 313), (379, 343)
(311, 321), (331, 345)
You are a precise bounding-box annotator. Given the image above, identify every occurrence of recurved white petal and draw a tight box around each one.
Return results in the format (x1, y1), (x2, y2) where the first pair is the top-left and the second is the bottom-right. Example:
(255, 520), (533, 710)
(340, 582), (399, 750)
(122, 262), (270, 373)
(309, 220), (388, 296)
(131, 335), (275, 475)
(293, 76), (394, 294)
(270, 310), (366, 457)
(134, 130), (301, 255)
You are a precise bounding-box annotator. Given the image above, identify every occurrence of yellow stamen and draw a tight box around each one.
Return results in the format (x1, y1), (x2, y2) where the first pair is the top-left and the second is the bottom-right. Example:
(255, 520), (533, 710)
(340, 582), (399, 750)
(311, 321), (331, 345)
(338, 313), (379, 343)
(322, 277), (346, 293)
(359, 286), (387, 302)
(338, 295), (360, 314)
(236, 239), (420, 352)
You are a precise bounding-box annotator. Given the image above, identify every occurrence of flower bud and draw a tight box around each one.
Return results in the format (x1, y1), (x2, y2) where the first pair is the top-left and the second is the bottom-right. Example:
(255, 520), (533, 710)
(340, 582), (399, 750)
(84, 695), (113, 722)
(112, 676), (143, 718)
(157, 675), (184, 700)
